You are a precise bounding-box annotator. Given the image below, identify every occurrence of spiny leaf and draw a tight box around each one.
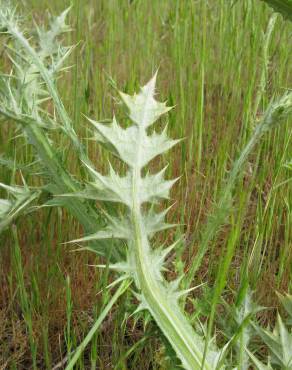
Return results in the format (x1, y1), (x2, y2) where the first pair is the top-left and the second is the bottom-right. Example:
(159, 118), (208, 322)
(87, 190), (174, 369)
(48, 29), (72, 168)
(0, 199), (12, 215)
(96, 261), (134, 273)
(67, 73), (223, 369)
(119, 72), (172, 128)
(83, 163), (133, 206)
(67, 229), (127, 243)
(80, 163), (177, 207)
(67, 215), (131, 243)
(143, 206), (177, 238)
(277, 292), (292, 323)
(246, 348), (273, 370)
(89, 116), (180, 168)
(277, 314), (292, 366)
(36, 7), (72, 58)
(253, 323), (282, 363)
(0, 182), (40, 232)
(133, 293), (150, 312)
(140, 168), (179, 204)
(253, 315), (292, 368)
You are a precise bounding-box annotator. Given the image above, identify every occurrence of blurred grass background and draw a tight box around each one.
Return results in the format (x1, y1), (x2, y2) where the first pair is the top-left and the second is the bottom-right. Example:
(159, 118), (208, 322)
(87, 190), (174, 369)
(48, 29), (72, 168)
(0, 0), (291, 368)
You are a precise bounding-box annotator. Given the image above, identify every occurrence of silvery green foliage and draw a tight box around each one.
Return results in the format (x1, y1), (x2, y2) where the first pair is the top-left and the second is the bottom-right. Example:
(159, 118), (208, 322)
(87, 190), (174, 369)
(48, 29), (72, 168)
(278, 293), (292, 325)
(261, 92), (292, 132)
(0, 3), (94, 171)
(1, 4), (291, 369)
(68, 74), (226, 370)
(0, 182), (39, 232)
(221, 289), (263, 370)
(68, 73), (177, 282)
(234, 292), (262, 367)
(0, 2), (72, 126)
(0, 5), (107, 257)
(247, 294), (292, 369)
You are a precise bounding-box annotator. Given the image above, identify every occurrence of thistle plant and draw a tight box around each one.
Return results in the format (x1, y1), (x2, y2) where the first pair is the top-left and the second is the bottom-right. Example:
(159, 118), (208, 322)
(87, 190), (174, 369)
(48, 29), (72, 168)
(247, 294), (292, 369)
(0, 181), (39, 232)
(0, 6), (224, 367)
(1, 3), (292, 370)
(218, 288), (263, 370)
(0, 3), (106, 253)
(67, 74), (224, 370)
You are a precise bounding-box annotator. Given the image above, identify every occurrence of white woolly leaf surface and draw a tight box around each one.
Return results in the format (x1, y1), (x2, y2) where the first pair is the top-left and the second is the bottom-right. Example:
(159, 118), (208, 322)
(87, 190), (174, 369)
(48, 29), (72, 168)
(69, 74), (223, 370)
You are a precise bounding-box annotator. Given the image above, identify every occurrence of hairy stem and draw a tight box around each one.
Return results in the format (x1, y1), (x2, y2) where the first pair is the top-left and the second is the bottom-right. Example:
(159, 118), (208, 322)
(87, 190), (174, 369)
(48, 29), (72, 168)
(184, 98), (288, 288)
(130, 129), (211, 370)
(6, 18), (92, 167)
(0, 107), (105, 252)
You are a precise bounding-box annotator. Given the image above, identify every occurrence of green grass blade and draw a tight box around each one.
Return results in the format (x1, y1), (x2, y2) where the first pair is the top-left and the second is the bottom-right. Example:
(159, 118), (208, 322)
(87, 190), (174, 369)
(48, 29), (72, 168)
(65, 279), (131, 370)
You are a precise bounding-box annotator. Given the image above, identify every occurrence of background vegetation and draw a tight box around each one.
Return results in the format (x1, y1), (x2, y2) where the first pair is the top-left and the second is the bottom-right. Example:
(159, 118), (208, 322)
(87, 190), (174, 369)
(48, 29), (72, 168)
(0, 0), (291, 368)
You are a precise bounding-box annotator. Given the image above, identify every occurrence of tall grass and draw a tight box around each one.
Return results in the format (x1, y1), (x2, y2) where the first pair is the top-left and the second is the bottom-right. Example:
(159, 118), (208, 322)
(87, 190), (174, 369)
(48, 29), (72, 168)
(0, 1), (291, 369)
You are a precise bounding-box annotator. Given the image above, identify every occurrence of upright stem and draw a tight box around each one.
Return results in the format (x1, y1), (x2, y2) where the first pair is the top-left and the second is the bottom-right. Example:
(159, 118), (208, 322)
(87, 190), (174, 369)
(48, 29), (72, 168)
(129, 129), (212, 370)
(0, 107), (105, 252)
(26, 123), (105, 241)
(184, 123), (264, 288)
(7, 21), (93, 167)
